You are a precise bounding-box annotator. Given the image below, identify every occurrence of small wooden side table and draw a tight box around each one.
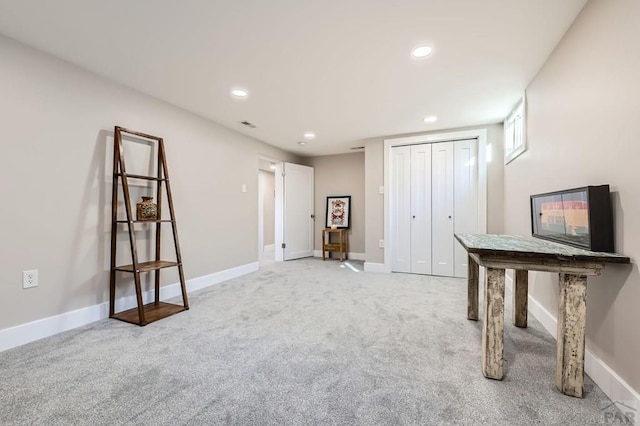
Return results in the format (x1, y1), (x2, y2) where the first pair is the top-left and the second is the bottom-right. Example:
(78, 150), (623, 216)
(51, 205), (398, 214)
(322, 228), (348, 261)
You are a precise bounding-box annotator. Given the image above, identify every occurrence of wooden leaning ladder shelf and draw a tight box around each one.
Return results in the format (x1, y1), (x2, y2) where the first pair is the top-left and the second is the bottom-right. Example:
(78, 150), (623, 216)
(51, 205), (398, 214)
(109, 126), (189, 326)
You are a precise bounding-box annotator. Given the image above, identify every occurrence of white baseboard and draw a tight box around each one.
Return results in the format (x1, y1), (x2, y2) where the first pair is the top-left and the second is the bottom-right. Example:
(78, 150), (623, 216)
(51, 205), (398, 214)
(0, 261), (259, 353)
(364, 262), (388, 273)
(0, 303), (109, 353)
(263, 244), (275, 252)
(506, 274), (639, 421)
(180, 262), (258, 295)
(313, 250), (365, 261)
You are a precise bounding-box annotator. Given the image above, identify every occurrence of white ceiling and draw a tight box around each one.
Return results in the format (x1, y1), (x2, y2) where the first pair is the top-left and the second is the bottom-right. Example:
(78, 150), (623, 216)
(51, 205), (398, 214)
(0, 0), (586, 157)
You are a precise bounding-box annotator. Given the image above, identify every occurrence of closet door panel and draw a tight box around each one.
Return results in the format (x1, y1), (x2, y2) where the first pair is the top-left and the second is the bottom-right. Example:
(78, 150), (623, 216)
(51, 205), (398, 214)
(432, 141), (454, 277)
(410, 144), (432, 274)
(454, 139), (479, 278)
(390, 146), (411, 273)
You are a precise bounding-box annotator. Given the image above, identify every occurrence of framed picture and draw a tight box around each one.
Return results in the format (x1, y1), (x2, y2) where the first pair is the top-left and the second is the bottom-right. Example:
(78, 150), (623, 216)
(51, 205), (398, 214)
(325, 196), (351, 229)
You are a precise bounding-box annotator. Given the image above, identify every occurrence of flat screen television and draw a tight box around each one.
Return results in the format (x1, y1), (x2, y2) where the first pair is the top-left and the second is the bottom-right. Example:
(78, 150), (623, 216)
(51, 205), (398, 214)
(530, 185), (614, 252)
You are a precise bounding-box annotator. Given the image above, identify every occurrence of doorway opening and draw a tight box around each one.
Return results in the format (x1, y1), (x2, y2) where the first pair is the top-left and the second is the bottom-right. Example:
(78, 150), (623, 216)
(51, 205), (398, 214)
(259, 157), (315, 266)
(258, 157), (279, 267)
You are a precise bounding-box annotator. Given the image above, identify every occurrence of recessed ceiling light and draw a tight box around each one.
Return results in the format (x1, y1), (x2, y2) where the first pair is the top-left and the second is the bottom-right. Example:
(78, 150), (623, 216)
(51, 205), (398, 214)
(423, 115), (438, 123)
(297, 141), (306, 146)
(303, 131), (316, 140)
(412, 45), (432, 58)
(231, 88), (248, 98)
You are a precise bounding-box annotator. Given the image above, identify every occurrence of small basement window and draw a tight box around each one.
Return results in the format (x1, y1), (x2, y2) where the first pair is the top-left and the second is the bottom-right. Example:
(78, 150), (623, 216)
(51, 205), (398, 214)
(504, 94), (526, 164)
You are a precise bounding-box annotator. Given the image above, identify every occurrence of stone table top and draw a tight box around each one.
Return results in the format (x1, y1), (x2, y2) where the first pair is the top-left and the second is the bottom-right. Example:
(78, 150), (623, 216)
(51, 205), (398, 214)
(455, 234), (630, 264)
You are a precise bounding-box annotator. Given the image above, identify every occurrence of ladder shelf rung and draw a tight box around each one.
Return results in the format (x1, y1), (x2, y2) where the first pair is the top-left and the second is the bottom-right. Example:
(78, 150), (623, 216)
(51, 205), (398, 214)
(115, 260), (180, 273)
(116, 173), (167, 181)
(115, 126), (164, 142)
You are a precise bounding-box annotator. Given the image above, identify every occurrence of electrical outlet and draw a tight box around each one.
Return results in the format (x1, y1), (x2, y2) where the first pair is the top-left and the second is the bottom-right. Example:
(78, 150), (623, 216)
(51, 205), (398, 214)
(23, 270), (38, 289)
(379, 240), (384, 248)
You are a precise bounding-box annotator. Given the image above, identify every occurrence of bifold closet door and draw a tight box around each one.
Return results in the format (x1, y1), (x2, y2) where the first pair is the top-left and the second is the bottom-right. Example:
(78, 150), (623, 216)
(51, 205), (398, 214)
(431, 141), (454, 277)
(410, 144), (432, 274)
(391, 140), (476, 277)
(390, 146), (411, 273)
(453, 139), (478, 278)
(390, 144), (432, 274)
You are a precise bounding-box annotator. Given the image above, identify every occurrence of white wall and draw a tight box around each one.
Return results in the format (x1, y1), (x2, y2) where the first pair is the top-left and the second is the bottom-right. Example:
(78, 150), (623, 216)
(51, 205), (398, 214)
(304, 152), (365, 254)
(0, 35), (298, 331)
(505, 0), (640, 394)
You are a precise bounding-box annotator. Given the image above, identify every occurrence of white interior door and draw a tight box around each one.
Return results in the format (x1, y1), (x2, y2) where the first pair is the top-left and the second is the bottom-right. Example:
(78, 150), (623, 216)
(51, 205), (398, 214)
(390, 146), (411, 272)
(410, 144), (432, 274)
(454, 139), (478, 278)
(432, 141), (454, 276)
(283, 162), (314, 260)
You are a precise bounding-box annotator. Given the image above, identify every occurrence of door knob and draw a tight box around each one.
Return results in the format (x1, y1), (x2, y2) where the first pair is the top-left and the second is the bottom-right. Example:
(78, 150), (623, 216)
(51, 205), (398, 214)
(448, 215), (452, 219)
(310, 214), (315, 219)
(412, 215), (416, 219)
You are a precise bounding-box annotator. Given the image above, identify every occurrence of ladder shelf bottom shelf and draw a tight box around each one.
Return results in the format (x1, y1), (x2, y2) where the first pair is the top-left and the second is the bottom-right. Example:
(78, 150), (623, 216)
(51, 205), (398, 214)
(115, 260), (180, 273)
(116, 220), (175, 224)
(111, 301), (187, 326)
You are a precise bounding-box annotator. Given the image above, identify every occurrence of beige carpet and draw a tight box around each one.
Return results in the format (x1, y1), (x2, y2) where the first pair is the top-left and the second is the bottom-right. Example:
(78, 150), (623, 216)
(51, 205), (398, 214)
(0, 258), (630, 425)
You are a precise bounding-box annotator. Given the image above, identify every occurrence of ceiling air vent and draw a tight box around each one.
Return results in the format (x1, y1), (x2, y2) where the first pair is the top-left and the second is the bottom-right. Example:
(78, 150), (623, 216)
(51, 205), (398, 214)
(239, 121), (257, 128)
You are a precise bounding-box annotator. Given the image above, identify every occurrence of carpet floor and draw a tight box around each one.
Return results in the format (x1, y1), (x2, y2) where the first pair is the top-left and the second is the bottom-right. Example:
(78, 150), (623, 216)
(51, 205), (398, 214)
(0, 258), (630, 425)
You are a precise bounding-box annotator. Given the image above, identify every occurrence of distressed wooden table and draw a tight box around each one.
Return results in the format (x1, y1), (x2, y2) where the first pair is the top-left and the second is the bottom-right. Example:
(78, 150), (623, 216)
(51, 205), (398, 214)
(454, 233), (630, 398)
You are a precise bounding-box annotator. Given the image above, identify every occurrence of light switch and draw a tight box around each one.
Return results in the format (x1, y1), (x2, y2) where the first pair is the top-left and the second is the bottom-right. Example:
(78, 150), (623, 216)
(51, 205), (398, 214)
(379, 186), (384, 194)
(242, 184), (247, 193)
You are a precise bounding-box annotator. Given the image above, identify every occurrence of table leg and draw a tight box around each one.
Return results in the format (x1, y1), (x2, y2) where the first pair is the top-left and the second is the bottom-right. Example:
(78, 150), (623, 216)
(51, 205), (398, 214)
(556, 273), (587, 398)
(467, 255), (479, 320)
(482, 267), (505, 380)
(513, 269), (528, 328)
(344, 231), (348, 261)
(322, 231), (326, 261)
